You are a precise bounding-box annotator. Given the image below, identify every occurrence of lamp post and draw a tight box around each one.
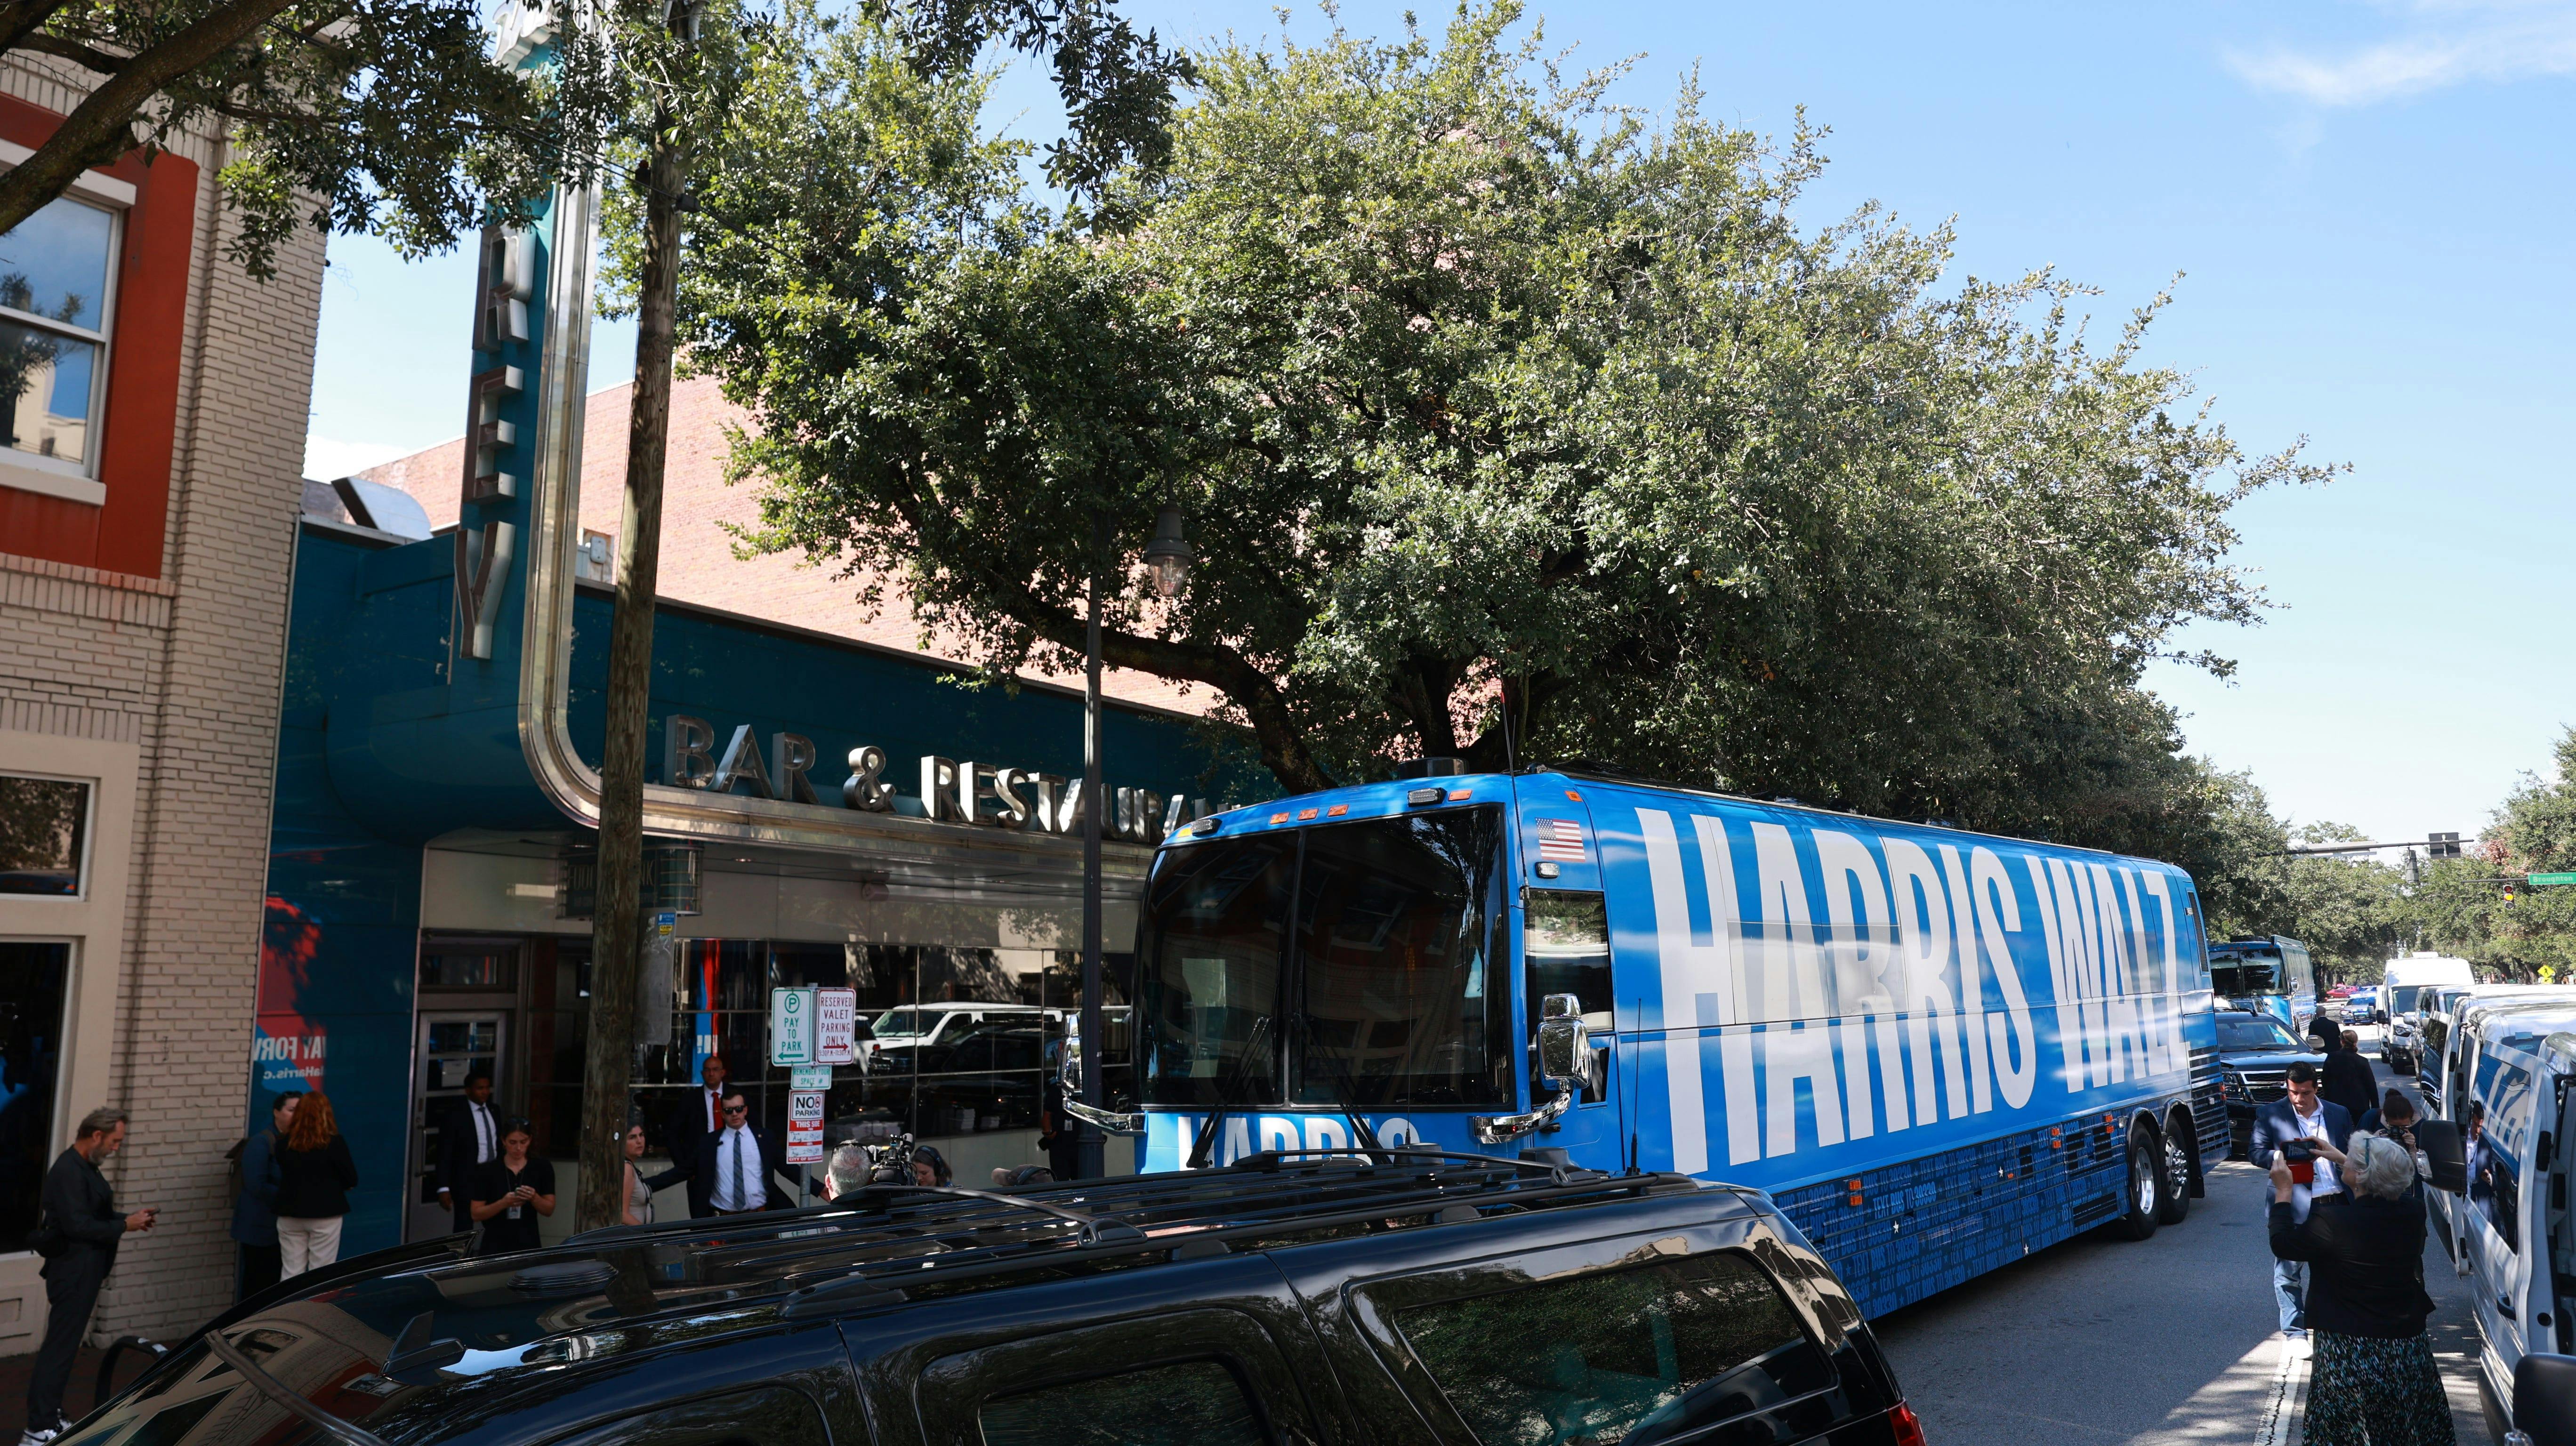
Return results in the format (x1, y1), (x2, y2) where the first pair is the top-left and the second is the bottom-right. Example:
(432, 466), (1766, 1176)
(1077, 506), (1190, 1178)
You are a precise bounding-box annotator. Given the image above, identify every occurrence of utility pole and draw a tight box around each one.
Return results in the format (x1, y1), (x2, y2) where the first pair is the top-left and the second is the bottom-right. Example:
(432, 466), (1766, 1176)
(578, 16), (695, 1230)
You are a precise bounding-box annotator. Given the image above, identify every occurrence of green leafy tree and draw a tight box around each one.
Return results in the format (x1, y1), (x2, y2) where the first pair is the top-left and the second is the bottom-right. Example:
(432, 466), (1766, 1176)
(0, 0), (606, 276)
(2410, 728), (2576, 980)
(576, 0), (1191, 1220)
(2183, 770), (2402, 979)
(675, 4), (2330, 862)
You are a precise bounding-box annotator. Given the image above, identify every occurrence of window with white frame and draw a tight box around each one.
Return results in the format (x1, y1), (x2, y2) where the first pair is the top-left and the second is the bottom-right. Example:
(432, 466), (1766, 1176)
(0, 193), (118, 477)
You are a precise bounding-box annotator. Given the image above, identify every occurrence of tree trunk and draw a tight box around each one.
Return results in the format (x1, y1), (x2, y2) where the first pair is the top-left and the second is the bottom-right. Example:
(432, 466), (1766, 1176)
(1076, 510), (1107, 1179)
(578, 124), (684, 1232)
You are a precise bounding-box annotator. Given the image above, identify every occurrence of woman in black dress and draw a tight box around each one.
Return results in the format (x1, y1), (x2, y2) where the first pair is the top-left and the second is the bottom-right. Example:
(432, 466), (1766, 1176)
(469, 1118), (555, 1254)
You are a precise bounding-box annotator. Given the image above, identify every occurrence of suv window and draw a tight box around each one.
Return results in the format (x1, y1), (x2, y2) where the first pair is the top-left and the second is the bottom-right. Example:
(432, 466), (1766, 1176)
(916, 1304), (1319, 1446)
(981, 1360), (1267, 1446)
(1385, 1252), (1840, 1446)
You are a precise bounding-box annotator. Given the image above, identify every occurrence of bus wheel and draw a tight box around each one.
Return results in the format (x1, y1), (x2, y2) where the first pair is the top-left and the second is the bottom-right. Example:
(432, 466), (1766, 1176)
(2155, 1118), (2191, 1225)
(2114, 1134), (2162, 1241)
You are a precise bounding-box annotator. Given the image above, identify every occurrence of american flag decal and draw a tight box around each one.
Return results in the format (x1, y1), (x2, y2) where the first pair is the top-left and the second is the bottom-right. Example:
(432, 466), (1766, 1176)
(1536, 819), (1586, 862)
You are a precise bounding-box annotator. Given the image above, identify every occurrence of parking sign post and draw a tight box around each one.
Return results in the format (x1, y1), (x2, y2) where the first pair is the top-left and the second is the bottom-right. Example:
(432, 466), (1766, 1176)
(770, 986), (815, 1067)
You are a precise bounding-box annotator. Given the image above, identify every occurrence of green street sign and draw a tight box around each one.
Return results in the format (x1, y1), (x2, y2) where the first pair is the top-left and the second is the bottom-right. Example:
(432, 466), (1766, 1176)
(2528, 872), (2576, 887)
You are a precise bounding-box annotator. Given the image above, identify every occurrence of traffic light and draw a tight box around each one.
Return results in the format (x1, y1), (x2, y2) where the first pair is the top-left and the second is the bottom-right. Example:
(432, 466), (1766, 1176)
(2504, 881), (2519, 908)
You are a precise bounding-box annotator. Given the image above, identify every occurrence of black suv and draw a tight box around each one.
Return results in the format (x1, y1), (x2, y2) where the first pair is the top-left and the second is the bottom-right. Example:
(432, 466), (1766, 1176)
(72, 1152), (1926, 1446)
(2214, 1009), (2325, 1158)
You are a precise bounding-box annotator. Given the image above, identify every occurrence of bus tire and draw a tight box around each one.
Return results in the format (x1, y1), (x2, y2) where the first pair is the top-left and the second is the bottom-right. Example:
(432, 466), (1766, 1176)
(2155, 1116), (2191, 1224)
(2113, 1134), (2162, 1241)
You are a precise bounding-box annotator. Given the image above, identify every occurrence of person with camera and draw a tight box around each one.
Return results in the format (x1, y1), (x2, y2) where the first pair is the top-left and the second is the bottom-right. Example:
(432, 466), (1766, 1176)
(2268, 1133), (2453, 1444)
(2250, 1061), (2354, 1337)
(2357, 1090), (2429, 1202)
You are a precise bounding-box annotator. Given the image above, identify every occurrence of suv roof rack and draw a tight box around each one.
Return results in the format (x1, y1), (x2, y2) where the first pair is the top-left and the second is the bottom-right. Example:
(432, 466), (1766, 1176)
(567, 1151), (1701, 1322)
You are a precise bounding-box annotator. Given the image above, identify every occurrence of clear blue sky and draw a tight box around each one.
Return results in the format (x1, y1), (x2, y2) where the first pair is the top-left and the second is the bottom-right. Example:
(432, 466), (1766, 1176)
(305, 0), (2576, 844)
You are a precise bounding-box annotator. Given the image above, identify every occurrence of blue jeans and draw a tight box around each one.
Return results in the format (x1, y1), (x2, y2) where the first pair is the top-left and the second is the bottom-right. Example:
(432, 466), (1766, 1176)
(2273, 1255), (2306, 1331)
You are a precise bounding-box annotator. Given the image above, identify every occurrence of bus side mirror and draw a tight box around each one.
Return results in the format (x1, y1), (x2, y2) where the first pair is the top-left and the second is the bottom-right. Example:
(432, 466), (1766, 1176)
(2416, 1119), (2468, 1195)
(2511, 1352), (2576, 1446)
(1538, 993), (1594, 1092)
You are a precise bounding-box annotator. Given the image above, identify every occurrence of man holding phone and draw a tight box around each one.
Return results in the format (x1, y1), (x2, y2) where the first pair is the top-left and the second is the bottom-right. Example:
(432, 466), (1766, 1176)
(24, 1108), (153, 1446)
(2250, 1062), (2355, 1337)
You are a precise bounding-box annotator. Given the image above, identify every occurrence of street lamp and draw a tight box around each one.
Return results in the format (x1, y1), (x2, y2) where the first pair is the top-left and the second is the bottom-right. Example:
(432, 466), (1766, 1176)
(1077, 505), (1188, 1178)
(1142, 505), (1193, 599)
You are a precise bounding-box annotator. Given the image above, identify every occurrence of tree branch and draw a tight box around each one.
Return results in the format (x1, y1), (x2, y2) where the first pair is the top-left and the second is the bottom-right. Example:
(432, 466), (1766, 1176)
(0, 2), (75, 62)
(998, 576), (1332, 794)
(16, 31), (129, 75)
(0, 0), (297, 239)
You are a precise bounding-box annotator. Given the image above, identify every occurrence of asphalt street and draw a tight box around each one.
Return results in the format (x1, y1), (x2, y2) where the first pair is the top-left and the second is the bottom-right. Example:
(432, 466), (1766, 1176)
(1873, 1035), (2490, 1446)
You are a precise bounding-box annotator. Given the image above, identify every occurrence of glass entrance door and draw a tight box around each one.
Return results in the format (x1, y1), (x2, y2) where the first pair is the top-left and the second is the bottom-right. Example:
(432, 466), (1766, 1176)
(408, 1013), (506, 1241)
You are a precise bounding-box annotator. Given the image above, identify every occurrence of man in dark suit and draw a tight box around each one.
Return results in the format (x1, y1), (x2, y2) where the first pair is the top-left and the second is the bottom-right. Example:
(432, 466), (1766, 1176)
(2249, 1062), (2354, 1337)
(436, 1073), (503, 1235)
(644, 1089), (802, 1218)
(661, 1055), (731, 1175)
(2320, 1028), (2378, 1121)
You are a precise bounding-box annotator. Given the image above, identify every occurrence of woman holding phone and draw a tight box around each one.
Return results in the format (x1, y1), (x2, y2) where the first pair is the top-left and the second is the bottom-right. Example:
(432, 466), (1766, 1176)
(470, 1118), (555, 1254)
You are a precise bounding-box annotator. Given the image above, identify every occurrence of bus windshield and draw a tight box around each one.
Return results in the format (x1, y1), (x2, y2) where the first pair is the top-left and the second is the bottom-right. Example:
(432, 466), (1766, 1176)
(2210, 958), (2284, 996)
(1138, 807), (1513, 1110)
(2389, 985), (2423, 1013)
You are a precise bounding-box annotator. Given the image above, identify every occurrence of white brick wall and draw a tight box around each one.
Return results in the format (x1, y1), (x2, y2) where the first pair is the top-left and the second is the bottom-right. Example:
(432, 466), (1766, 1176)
(0, 58), (322, 1339)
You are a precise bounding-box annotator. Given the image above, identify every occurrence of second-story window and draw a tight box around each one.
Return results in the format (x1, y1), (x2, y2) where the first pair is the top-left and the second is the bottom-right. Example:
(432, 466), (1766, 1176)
(0, 193), (117, 476)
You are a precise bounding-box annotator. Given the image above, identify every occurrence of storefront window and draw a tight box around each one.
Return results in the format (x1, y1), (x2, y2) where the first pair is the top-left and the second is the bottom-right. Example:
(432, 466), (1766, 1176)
(0, 942), (69, 1252)
(0, 774), (89, 896)
(624, 941), (1131, 1184)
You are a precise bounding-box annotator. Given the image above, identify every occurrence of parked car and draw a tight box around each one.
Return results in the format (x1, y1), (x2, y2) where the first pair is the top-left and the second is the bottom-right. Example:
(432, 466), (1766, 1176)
(2213, 1009), (2325, 1158)
(69, 1150), (1932, 1446)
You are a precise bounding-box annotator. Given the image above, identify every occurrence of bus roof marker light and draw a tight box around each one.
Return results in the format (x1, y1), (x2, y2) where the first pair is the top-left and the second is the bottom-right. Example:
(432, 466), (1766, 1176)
(1327, 804), (1349, 817)
(1405, 787), (1443, 807)
(1534, 861), (1561, 879)
(1447, 788), (1471, 801)
(1188, 817), (1222, 837)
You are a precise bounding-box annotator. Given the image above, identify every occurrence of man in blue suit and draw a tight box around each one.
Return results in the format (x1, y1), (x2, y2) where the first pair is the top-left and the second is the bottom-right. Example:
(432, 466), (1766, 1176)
(2249, 1061), (2354, 1336)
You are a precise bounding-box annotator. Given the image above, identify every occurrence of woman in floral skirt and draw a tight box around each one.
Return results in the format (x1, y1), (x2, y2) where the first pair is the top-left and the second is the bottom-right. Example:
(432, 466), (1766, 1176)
(2268, 1131), (2454, 1444)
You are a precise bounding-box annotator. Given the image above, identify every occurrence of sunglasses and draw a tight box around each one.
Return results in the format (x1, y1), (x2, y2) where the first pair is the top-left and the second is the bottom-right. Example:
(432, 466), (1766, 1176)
(722, 1104), (748, 1115)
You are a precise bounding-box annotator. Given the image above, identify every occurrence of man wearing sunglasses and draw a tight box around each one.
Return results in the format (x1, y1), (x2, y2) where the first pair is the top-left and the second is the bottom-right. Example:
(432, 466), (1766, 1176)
(645, 1090), (802, 1218)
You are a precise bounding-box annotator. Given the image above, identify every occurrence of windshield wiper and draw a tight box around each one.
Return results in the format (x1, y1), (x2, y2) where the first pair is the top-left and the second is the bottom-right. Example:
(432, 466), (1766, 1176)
(1293, 1010), (1388, 1161)
(1188, 1014), (1274, 1169)
(202, 1329), (394, 1446)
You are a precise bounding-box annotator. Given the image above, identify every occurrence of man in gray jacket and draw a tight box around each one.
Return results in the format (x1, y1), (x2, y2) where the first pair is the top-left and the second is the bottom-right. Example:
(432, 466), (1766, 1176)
(24, 1108), (154, 1446)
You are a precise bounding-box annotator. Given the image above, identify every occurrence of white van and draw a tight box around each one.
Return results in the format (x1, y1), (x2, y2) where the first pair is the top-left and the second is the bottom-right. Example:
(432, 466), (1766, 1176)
(2382, 953), (2476, 1071)
(2421, 994), (2576, 1439)
(2425, 987), (2576, 1263)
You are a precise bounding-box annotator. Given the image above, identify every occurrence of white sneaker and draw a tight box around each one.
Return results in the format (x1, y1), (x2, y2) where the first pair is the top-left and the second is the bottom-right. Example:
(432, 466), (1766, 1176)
(21, 1425), (61, 1446)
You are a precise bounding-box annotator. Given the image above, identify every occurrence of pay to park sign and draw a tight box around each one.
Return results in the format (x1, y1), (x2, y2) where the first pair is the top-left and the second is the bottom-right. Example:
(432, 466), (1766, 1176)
(772, 986), (860, 1068)
(770, 986), (814, 1065)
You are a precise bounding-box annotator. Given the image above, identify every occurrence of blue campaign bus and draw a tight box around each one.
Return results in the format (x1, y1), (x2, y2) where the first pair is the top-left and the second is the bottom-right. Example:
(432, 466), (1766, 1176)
(1108, 766), (2228, 1316)
(2207, 934), (2318, 1039)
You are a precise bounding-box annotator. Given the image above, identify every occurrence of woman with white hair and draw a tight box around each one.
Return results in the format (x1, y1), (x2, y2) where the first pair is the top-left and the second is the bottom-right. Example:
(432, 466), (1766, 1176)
(2269, 1129), (2453, 1445)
